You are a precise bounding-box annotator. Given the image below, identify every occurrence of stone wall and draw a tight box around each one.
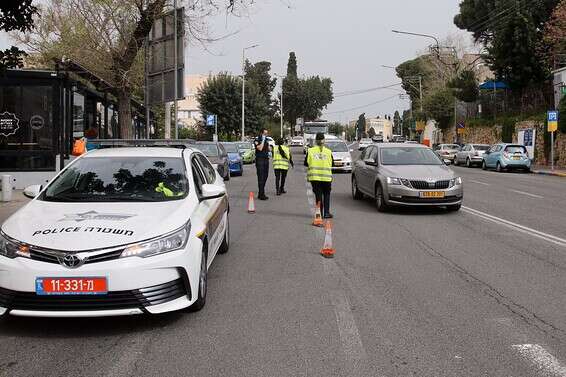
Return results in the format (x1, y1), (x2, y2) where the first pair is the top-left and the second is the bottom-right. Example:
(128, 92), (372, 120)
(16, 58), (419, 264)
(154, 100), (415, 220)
(441, 121), (565, 167)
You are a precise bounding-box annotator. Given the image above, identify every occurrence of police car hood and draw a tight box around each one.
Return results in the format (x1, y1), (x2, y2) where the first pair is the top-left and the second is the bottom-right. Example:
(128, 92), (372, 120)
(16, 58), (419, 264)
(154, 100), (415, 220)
(1, 200), (192, 251)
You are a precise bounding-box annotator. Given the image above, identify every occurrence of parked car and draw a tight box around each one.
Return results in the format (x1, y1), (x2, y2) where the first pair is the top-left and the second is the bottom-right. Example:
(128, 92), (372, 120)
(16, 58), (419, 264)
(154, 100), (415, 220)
(358, 138), (373, 150)
(351, 143), (463, 212)
(236, 142), (255, 164)
(290, 136), (304, 147)
(482, 143), (532, 172)
(221, 142), (244, 176)
(192, 142), (230, 181)
(434, 144), (461, 163)
(0, 146), (229, 317)
(372, 135), (384, 143)
(326, 140), (353, 173)
(454, 144), (491, 168)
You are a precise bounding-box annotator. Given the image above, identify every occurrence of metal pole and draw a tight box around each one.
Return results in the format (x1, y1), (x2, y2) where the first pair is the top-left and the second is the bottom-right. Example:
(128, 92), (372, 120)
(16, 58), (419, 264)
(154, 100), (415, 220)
(551, 131), (555, 171)
(241, 48), (245, 141)
(144, 37), (150, 138)
(419, 76), (423, 112)
(215, 115), (218, 142)
(173, 0), (178, 140)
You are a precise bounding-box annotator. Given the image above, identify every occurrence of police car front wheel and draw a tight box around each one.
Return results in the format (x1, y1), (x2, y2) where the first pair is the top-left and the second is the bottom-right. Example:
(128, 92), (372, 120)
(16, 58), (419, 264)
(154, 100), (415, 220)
(188, 247), (208, 312)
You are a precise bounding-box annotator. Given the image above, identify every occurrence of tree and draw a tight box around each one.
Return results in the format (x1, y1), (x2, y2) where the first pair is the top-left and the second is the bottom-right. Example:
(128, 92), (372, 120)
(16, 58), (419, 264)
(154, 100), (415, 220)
(197, 73), (268, 138)
(402, 110), (413, 135)
(423, 89), (454, 130)
(450, 69), (479, 103)
(328, 122), (344, 136)
(18, 0), (251, 138)
(454, 0), (559, 90)
(0, 1), (37, 73)
(542, 0), (566, 67)
(356, 113), (366, 139)
(245, 60), (277, 103)
(367, 127), (376, 138)
(287, 52), (297, 78)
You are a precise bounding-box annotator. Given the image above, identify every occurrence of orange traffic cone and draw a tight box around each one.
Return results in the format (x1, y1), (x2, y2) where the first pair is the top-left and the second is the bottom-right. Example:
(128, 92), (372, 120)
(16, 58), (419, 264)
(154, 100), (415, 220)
(313, 202), (324, 227)
(248, 192), (256, 213)
(320, 221), (335, 258)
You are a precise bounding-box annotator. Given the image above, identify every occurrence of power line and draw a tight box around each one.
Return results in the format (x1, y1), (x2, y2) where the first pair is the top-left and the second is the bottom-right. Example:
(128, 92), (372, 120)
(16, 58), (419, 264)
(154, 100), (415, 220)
(334, 82), (403, 98)
(322, 94), (400, 115)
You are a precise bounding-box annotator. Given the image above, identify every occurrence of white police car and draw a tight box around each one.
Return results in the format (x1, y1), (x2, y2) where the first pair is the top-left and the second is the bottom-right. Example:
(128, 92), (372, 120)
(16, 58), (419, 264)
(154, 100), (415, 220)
(0, 147), (229, 317)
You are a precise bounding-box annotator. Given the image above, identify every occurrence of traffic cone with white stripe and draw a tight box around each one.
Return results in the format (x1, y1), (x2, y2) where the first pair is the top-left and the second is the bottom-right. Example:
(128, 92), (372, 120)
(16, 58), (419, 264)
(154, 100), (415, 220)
(313, 201), (323, 227)
(248, 192), (255, 213)
(320, 221), (335, 258)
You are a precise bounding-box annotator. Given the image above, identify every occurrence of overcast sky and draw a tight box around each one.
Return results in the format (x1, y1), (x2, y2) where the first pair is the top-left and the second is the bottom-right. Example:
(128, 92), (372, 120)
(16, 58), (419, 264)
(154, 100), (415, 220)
(0, 0), (469, 123)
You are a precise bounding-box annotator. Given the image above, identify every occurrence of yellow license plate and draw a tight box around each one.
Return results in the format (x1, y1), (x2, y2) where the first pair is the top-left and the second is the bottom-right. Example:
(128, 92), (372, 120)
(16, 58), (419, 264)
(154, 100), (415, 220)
(420, 191), (445, 198)
(513, 156), (521, 160)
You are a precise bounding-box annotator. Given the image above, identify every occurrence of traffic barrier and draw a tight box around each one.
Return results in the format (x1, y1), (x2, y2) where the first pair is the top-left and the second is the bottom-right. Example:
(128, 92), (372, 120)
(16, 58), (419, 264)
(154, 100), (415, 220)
(313, 202), (323, 227)
(248, 192), (256, 213)
(320, 221), (335, 258)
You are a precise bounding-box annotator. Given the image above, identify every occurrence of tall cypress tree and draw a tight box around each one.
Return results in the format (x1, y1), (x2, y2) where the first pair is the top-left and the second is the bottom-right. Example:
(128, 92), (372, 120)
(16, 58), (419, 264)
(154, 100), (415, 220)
(287, 52), (297, 78)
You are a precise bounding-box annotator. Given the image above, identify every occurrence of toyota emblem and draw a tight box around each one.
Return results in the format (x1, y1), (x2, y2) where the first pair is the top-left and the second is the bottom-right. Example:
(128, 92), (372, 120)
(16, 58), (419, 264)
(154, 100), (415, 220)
(60, 254), (83, 269)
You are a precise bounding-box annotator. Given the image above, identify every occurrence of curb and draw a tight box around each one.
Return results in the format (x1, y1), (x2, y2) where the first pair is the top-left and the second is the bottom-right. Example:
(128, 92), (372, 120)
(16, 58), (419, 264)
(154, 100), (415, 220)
(532, 170), (566, 177)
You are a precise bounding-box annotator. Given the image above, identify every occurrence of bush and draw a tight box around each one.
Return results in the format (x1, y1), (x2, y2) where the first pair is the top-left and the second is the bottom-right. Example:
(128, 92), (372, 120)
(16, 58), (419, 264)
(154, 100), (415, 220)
(501, 118), (515, 143)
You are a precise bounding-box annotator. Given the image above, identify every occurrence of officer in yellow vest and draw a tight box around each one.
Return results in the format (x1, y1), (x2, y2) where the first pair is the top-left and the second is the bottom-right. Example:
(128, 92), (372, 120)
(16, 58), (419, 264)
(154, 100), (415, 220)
(305, 133), (334, 218)
(273, 137), (294, 195)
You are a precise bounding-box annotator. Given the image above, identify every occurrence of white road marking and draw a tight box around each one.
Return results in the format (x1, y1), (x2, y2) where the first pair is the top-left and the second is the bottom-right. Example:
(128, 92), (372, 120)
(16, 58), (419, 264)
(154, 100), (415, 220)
(512, 344), (566, 377)
(323, 261), (369, 376)
(510, 189), (544, 199)
(470, 180), (490, 186)
(463, 206), (566, 248)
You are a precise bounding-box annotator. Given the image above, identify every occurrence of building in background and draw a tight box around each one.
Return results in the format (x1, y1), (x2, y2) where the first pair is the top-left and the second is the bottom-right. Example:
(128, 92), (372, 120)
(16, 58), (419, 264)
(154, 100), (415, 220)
(366, 116), (394, 141)
(177, 74), (209, 128)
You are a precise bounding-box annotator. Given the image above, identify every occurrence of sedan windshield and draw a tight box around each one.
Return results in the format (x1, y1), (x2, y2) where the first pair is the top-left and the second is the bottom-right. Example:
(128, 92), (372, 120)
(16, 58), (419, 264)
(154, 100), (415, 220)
(443, 144), (460, 150)
(42, 157), (189, 202)
(326, 142), (349, 152)
(222, 143), (239, 153)
(381, 147), (443, 166)
(474, 145), (490, 151)
(193, 144), (219, 157)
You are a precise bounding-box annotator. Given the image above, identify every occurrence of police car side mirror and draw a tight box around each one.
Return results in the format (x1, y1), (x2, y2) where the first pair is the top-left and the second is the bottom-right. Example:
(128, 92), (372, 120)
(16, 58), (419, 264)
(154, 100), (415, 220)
(23, 185), (43, 199)
(200, 184), (226, 202)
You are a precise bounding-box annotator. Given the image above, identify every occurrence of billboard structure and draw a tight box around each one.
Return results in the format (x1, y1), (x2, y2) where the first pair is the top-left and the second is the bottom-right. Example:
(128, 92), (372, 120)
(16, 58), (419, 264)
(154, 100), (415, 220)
(146, 7), (184, 105)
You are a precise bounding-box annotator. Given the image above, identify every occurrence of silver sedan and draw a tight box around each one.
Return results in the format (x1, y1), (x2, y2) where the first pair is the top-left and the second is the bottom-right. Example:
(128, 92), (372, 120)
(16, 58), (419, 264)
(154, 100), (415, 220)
(454, 144), (491, 167)
(351, 144), (464, 212)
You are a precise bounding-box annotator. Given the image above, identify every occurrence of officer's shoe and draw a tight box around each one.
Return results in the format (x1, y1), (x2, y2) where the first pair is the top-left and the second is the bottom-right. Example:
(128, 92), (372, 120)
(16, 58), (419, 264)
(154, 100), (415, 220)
(323, 213), (334, 219)
(276, 190), (281, 196)
(281, 189), (287, 194)
(259, 195), (269, 201)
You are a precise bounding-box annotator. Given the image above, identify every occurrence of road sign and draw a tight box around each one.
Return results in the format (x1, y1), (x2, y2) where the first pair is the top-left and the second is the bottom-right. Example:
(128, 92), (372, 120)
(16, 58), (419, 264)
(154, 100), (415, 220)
(548, 111), (558, 132)
(206, 114), (216, 127)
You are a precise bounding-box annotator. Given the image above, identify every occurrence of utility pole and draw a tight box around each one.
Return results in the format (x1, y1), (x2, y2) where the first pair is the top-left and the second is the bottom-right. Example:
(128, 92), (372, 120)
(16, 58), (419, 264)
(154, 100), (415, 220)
(173, 0), (178, 139)
(241, 44), (259, 141)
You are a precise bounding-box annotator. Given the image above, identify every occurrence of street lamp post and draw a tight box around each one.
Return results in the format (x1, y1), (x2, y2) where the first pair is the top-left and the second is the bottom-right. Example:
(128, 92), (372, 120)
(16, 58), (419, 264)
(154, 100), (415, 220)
(241, 44), (259, 141)
(274, 73), (286, 138)
(392, 29), (441, 55)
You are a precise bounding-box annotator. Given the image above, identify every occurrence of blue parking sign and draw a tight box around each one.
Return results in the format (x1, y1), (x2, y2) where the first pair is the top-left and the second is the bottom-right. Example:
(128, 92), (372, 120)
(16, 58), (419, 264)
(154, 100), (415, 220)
(548, 111), (558, 122)
(206, 115), (216, 126)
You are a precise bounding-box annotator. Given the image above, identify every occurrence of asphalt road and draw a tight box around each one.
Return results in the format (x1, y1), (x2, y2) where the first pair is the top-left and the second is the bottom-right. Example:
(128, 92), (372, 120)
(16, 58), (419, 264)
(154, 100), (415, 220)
(1, 146), (566, 377)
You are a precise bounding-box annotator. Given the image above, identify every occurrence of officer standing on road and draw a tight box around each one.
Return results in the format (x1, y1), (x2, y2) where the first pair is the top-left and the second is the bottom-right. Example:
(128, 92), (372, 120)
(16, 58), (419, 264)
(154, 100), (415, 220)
(305, 133), (334, 218)
(273, 137), (294, 195)
(254, 128), (271, 200)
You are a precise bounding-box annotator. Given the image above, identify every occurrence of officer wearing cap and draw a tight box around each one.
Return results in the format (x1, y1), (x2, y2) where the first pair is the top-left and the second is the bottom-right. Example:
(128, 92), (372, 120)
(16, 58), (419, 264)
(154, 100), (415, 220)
(305, 132), (334, 218)
(254, 128), (271, 200)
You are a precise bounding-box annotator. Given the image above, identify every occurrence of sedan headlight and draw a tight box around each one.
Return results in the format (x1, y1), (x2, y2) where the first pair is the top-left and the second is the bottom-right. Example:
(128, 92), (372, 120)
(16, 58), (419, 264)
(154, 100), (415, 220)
(0, 231), (31, 259)
(449, 177), (463, 188)
(121, 221), (191, 258)
(387, 177), (411, 186)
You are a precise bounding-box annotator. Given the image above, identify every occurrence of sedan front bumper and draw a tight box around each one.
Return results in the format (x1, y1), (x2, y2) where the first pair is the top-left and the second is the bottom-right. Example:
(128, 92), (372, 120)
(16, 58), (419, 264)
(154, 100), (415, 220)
(0, 237), (203, 317)
(385, 184), (463, 207)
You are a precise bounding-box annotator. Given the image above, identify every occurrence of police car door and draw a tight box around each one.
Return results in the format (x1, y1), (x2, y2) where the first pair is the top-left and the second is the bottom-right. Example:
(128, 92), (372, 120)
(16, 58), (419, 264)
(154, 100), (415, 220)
(191, 154), (227, 265)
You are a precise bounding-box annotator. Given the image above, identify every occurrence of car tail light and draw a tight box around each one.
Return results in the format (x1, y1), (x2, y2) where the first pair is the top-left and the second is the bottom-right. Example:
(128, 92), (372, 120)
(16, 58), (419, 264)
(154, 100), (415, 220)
(503, 152), (510, 159)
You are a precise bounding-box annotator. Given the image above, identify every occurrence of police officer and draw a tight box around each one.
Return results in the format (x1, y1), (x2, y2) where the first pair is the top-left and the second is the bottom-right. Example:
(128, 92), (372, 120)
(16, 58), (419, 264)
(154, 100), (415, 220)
(305, 133), (334, 218)
(273, 137), (294, 195)
(254, 128), (271, 200)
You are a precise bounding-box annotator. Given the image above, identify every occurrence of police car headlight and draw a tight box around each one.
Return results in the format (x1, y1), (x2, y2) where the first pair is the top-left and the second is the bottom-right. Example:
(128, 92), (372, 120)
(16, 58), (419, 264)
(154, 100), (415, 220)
(449, 177), (463, 188)
(121, 221), (191, 258)
(0, 231), (31, 259)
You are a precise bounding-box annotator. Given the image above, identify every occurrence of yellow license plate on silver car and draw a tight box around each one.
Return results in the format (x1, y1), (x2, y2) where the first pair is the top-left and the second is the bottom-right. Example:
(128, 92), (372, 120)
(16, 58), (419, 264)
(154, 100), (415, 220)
(420, 191), (445, 198)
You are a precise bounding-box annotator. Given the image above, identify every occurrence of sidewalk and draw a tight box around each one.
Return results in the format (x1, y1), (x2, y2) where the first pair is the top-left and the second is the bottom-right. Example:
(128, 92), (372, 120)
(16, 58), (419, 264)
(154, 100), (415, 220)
(0, 190), (28, 223)
(531, 165), (566, 178)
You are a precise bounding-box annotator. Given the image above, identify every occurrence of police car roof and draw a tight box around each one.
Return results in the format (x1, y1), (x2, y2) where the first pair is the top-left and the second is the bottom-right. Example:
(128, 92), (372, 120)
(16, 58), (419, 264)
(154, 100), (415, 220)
(84, 147), (189, 158)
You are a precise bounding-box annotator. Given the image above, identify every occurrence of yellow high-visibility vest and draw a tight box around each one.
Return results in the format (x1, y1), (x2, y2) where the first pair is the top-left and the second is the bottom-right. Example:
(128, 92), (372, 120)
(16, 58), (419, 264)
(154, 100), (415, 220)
(307, 146), (333, 182)
(273, 145), (291, 170)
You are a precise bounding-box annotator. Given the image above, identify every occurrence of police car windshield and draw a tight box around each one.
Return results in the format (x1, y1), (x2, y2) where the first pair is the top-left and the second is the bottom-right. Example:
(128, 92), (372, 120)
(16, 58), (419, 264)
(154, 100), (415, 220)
(381, 147), (443, 166)
(222, 143), (239, 153)
(193, 144), (219, 157)
(326, 142), (348, 152)
(42, 157), (189, 202)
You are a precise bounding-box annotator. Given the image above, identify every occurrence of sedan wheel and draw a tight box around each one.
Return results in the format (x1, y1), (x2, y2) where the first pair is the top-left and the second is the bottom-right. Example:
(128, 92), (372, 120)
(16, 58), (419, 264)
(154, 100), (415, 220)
(496, 162), (503, 173)
(453, 157), (459, 166)
(466, 158), (472, 168)
(375, 184), (389, 213)
(189, 248), (208, 312)
(482, 160), (487, 170)
(352, 177), (363, 200)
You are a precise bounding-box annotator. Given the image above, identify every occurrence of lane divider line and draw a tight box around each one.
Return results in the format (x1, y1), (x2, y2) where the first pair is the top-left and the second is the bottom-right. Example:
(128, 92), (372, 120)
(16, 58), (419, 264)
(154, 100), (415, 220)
(509, 189), (545, 199)
(470, 180), (491, 186)
(512, 344), (566, 377)
(462, 206), (566, 248)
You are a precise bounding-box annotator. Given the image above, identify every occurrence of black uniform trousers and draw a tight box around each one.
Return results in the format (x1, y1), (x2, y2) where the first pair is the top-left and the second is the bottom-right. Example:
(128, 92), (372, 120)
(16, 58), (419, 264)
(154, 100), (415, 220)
(256, 157), (269, 197)
(274, 169), (288, 192)
(311, 181), (332, 216)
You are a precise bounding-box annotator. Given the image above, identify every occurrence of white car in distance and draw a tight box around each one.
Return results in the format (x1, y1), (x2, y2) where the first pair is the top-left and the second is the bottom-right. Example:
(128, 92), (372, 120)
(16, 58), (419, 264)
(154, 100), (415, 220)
(0, 147), (229, 318)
